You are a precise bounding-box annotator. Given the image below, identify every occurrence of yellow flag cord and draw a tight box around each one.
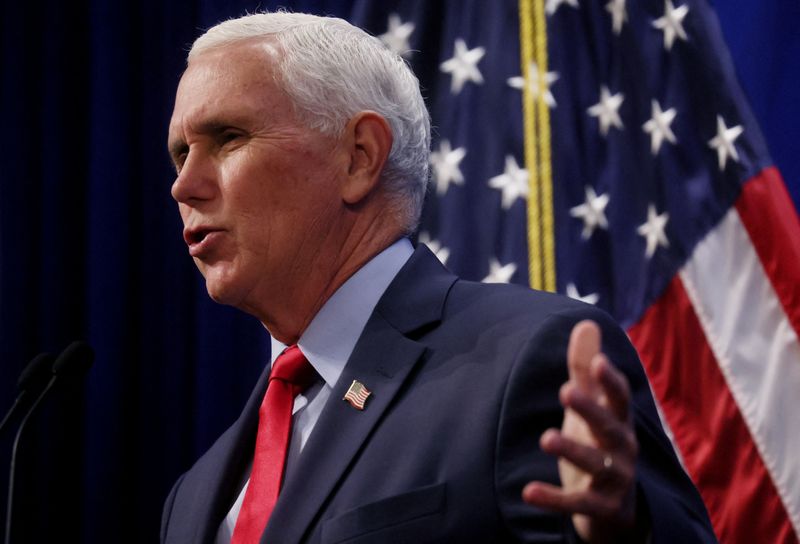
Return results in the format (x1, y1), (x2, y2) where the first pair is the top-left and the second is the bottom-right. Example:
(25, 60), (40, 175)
(519, 0), (556, 292)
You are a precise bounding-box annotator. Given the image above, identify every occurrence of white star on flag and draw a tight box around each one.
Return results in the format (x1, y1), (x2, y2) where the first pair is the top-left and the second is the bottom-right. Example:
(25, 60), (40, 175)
(642, 100), (678, 155)
(546, 0), (579, 16)
(418, 232), (450, 265)
(489, 155), (529, 209)
(570, 186), (610, 239)
(637, 204), (670, 258)
(708, 115), (744, 171)
(606, 0), (628, 35)
(483, 259), (517, 284)
(430, 140), (466, 195)
(440, 38), (485, 94)
(566, 283), (600, 305)
(507, 62), (560, 108)
(379, 13), (415, 59)
(652, 0), (690, 51)
(588, 86), (624, 136)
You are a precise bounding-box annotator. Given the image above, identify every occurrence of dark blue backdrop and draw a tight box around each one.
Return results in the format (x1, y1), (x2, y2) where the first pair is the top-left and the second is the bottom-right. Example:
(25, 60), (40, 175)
(0, 1), (797, 542)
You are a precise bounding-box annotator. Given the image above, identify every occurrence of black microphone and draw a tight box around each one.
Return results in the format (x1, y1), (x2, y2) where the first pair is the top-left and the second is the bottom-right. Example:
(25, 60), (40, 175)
(4, 341), (94, 544)
(0, 353), (56, 437)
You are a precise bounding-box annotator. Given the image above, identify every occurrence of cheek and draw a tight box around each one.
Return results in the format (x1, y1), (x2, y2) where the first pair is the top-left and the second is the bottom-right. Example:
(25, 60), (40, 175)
(218, 168), (272, 225)
(223, 143), (344, 237)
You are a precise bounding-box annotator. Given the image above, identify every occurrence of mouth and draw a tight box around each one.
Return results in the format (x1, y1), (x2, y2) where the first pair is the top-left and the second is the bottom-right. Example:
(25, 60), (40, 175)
(184, 227), (222, 256)
(185, 228), (211, 245)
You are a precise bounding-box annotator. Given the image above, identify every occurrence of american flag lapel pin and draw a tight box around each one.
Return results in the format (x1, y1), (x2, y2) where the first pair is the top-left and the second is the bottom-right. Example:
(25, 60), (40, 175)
(343, 380), (371, 410)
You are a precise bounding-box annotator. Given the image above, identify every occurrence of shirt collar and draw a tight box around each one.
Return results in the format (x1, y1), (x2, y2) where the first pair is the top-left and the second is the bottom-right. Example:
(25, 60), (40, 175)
(271, 238), (414, 388)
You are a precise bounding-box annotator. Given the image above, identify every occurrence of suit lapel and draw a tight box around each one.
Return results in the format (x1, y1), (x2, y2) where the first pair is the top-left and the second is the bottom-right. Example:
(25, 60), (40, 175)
(190, 364), (271, 543)
(262, 246), (457, 544)
(263, 321), (426, 544)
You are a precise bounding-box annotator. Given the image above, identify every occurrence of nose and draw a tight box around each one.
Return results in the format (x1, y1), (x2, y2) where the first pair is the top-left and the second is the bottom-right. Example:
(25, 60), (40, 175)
(171, 150), (217, 204)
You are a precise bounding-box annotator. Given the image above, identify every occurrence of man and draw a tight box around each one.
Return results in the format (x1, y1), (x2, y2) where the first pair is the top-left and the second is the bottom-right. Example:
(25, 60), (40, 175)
(162, 12), (716, 544)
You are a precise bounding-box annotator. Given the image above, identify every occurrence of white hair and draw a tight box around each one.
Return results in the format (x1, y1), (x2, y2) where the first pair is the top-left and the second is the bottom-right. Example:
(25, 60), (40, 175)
(188, 12), (431, 233)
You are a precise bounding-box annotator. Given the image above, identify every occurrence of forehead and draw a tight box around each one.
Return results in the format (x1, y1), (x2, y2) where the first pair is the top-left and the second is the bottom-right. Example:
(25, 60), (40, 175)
(169, 40), (289, 134)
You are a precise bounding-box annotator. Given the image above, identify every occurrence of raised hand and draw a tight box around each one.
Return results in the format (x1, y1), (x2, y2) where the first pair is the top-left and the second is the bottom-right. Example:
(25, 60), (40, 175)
(522, 320), (640, 543)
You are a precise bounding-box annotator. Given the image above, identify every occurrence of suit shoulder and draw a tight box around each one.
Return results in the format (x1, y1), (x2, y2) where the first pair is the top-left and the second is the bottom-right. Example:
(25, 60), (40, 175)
(446, 279), (610, 324)
(440, 279), (634, 371)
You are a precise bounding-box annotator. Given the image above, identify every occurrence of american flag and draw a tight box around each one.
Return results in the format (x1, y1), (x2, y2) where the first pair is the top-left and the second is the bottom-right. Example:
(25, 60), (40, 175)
(343, 380), (372, 411)
(347, 0), (800, 541)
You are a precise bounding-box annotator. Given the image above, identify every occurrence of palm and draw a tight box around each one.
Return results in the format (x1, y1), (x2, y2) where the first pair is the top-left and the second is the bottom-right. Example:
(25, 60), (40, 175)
(559, 409), (596, 491)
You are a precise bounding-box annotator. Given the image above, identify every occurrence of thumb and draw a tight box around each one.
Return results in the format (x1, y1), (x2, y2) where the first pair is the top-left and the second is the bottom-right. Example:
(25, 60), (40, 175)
(566, 320), (602, 391)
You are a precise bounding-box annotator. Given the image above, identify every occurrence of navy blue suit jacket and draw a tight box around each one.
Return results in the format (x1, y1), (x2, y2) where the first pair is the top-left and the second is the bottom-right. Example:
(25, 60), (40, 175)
(161, 245), (717, 543)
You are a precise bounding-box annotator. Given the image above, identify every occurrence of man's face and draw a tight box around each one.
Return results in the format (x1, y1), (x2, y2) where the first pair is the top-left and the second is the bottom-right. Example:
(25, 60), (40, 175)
(168, 41), (348, 317)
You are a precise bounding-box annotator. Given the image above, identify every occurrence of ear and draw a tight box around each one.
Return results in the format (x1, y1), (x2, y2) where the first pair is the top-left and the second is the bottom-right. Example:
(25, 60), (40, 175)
(341, 111), (393, 205)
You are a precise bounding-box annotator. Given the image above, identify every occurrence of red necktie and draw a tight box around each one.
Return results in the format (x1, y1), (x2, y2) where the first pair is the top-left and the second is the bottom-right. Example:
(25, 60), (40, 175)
(231, 345), (317, 544)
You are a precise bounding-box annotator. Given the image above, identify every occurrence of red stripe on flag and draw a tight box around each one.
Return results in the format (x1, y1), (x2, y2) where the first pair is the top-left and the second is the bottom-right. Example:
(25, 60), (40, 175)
(628, 275), (797, 544)
(735, 167), (800, 340)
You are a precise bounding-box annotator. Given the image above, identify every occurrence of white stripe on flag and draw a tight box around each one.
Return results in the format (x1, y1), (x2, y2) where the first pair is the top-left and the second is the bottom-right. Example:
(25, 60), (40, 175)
(679, 206), (800, 536)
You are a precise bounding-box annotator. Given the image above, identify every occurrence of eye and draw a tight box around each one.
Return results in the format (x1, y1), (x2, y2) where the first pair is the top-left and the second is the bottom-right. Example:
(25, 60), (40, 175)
(220, 129), (244, 146)
(174, 153), (187, 174)
(169, 143), (189, 174)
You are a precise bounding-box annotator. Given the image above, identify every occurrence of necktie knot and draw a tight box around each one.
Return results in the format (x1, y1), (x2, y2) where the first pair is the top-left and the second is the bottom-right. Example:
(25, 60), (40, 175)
(270, 344), (317, 395)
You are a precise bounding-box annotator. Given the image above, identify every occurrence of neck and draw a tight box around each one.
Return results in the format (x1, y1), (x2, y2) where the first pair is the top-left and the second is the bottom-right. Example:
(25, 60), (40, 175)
(250, 217), (403, 344)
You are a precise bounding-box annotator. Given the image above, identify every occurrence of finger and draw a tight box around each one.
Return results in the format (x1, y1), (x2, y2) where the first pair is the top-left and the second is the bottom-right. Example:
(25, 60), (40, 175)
(540, 429), (621, 484)
(567, 320), (602, 391)
(561, 384), (637, 454)
(522, 482), (617, 519)
(591, 354), (631, 421)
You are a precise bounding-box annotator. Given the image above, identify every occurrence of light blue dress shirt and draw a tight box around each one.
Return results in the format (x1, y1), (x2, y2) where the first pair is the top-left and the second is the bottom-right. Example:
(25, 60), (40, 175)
(216, 238), (414, 542)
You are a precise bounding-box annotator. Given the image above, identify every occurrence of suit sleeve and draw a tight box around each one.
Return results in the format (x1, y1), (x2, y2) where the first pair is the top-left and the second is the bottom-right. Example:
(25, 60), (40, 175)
(494, 305), (718, 543)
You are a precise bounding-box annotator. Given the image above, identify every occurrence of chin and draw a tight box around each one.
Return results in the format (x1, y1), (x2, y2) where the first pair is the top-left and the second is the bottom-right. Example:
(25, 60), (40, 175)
(206, 286), (230, 305)
(203, 269), (245, 308)
(205, 282), (232, 305)
(201, 264), (270, 319)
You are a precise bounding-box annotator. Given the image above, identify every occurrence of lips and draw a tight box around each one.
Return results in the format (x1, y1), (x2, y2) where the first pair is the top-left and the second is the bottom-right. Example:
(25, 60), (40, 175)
(184, 226), (223, 257)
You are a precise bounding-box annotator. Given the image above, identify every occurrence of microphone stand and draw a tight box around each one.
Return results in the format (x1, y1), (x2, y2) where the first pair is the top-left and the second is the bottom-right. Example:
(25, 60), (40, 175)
(4, 376), (58, 544)
(4, 342), (93, 544)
